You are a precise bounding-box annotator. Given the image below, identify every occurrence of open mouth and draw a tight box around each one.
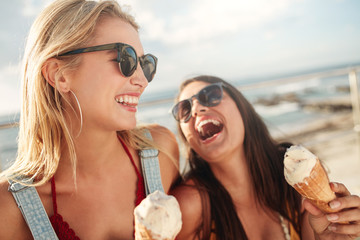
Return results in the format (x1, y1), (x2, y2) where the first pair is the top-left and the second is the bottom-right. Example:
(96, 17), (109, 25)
(115, 95), (139, 107)
(196, 119), (224, 141)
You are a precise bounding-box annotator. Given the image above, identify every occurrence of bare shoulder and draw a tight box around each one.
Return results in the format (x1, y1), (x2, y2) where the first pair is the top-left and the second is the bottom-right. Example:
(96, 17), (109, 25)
(147, 124), (180, 192)
(147, 124), (178, 152)
(0, 179), (32, 239)
(170, 179), (203, 240)
(171, 179), (202, 213)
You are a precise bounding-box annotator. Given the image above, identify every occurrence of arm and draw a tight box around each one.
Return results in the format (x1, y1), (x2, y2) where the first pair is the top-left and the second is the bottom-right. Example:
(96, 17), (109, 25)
(0, 180), (32, 239)
(170, 180), (203, 240)
(148, 124), (180, 193)
(303, 182), (360, 239)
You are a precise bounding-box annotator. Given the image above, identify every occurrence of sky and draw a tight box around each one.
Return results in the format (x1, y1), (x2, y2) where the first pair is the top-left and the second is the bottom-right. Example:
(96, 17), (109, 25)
(0, 0), (360, 116)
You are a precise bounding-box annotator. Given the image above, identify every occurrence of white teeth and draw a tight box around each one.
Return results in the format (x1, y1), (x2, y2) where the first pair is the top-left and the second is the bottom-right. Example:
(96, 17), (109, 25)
(197, 119), (220, 131)
(115, 95), (139, 105)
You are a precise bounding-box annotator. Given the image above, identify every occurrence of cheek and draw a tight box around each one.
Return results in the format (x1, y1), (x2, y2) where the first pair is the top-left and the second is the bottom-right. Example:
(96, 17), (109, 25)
(180, 124), (191, 140)
(230, 112), (245, 143)
(75, 55), (118, 85)
(223, 101), (245, 140)
(180, 124), (197, 145)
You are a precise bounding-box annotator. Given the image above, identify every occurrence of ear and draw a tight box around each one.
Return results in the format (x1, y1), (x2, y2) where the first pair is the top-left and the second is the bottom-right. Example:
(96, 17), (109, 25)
(42, 58), (70, 93)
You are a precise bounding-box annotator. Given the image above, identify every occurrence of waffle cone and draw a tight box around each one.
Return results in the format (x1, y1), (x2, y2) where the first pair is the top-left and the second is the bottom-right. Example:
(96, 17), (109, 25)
(134, 221), (155, 240)
(293, 158), (336, 213)
(134, 217), (174, 240)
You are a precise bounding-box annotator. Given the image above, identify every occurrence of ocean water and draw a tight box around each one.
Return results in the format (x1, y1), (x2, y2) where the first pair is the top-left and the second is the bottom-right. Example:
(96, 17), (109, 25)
(137, 74), (352, 136)
(0, 71), (354, 169)
(0, 113), (19, 169)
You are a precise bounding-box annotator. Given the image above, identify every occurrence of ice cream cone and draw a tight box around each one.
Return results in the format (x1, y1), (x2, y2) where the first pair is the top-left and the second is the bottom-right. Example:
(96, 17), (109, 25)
(292, 158), (336, 212)
(134, 220), (153, 240)
(284, 145), (336, 213)
(133, 190), (182, 240)
(134, 212), (175, 240)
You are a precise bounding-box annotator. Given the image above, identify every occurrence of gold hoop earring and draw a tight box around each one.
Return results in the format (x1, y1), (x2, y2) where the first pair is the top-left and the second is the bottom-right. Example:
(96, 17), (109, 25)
(70, 90), (83, 137)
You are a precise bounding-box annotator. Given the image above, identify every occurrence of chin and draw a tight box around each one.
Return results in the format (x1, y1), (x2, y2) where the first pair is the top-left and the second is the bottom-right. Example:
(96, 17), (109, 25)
(198, 147), (223, 162)
(125, 121), (137, 130)
(113, 119), (137, 131)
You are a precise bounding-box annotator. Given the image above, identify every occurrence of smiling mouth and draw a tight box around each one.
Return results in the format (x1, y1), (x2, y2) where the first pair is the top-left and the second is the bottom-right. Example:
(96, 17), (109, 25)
(196, 119), (224, 141)
(115, 95), (139, 107)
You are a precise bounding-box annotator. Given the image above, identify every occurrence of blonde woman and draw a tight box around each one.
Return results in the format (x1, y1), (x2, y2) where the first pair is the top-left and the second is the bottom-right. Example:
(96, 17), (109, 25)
(0, 0), (179, 239)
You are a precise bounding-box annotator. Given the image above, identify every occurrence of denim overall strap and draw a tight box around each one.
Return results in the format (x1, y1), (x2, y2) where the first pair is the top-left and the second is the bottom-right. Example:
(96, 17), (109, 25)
(8, 179), (58, 240)
(140, 129), (165, 195)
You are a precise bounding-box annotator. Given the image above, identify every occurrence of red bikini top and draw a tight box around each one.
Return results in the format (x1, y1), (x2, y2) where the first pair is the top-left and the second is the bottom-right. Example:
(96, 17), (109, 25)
(49, 136), (146, 240)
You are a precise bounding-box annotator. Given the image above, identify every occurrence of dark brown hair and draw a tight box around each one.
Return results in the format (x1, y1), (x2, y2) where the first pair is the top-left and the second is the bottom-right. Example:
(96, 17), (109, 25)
(173, 75), (302, 239)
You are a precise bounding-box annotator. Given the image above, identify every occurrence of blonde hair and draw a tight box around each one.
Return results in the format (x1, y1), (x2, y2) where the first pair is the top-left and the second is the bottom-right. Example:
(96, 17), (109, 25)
(0, 0), (154, 186)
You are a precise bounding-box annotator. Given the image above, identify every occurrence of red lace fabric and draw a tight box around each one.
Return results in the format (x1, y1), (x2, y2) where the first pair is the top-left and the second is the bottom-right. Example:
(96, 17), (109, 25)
(49, 176), (80, 240)
(118, 135), (146, 205)
(49, 136), (146, 239)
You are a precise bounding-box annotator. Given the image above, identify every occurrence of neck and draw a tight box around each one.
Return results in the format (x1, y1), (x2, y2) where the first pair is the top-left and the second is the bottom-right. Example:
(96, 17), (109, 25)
(209, 150), (256, 205)
(56, 128), (127, 181)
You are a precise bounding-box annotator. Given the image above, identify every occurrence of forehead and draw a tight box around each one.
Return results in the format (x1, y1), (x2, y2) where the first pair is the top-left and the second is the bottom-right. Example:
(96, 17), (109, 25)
(179, 81), (210, 101)
(91, 17), (144, 55)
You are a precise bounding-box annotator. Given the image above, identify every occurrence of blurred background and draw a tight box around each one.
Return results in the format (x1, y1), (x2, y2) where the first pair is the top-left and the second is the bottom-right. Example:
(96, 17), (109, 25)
(0, 0), (359, 194)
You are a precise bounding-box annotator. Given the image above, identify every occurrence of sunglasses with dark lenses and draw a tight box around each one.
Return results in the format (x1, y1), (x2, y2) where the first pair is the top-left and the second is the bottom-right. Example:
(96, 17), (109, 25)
(58, 42), (157, 82)
(172, 82), (224, 122)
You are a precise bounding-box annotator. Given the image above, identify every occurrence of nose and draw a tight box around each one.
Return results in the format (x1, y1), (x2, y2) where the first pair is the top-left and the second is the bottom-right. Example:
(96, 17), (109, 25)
(130, 62), (148, 88)
(190, 98), (207, 119)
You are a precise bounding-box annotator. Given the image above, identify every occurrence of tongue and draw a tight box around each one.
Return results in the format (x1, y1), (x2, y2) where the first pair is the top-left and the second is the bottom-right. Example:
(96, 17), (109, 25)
(198, 122), (223, 140)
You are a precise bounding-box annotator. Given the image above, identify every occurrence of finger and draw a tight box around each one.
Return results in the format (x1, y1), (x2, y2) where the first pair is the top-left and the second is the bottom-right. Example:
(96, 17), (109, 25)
(303, 208), (330, 234)
(303, 198), (323, 216)
(327, 223), (360, 237)
(328, 195), (360, 212)
(341, 195), (360, 209)
(327, 206), (360, 223)
(331, 182), (351, 197)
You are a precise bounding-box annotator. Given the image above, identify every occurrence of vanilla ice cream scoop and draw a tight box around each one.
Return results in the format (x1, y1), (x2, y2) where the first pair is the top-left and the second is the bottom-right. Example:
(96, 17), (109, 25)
(284, 145), (317, 185)
(134, 190), (182, 240)
(284, 145), (336, 212)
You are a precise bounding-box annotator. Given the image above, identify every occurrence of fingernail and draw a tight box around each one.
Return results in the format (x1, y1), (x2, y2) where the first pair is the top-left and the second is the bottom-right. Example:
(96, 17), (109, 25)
(326, 214), (339, 221)
(328, 225), (336, 231)
(332, 182), (338, 189)
(329, 200), (340, 209)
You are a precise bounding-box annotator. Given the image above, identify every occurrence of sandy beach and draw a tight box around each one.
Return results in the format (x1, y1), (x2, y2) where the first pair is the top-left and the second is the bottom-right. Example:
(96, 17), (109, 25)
(276, 111), (360, 196)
